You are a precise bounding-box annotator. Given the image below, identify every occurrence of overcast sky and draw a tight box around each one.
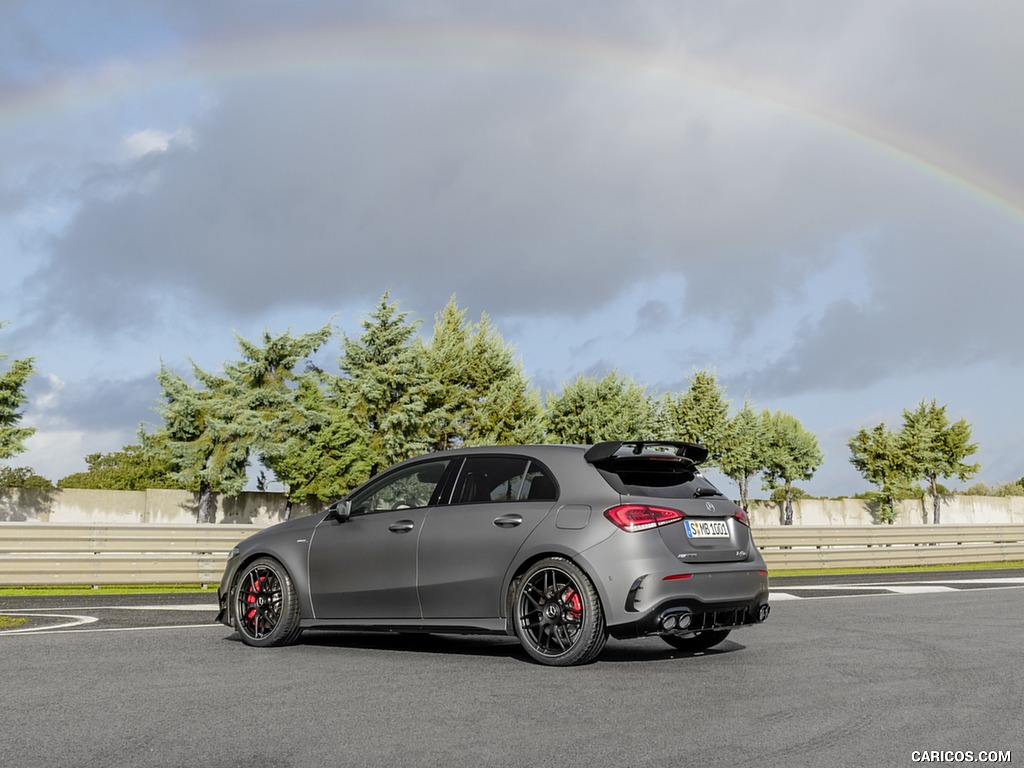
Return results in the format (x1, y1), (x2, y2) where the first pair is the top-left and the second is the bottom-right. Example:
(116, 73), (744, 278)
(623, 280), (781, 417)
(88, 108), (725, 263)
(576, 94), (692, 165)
(2, 0), (1022, 497)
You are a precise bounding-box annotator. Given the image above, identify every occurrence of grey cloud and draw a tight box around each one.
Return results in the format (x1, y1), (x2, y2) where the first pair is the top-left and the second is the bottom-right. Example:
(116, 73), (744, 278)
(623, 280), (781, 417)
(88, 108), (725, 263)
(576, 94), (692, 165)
(732, 210), (1024, 397)
(11, 1), (1024, 398)
(26, 373), (161, 433)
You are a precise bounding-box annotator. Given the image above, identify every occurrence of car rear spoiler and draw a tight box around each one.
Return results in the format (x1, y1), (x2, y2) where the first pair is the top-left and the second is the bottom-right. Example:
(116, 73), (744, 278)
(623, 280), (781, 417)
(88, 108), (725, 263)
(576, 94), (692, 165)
(583, 440), (709, 466)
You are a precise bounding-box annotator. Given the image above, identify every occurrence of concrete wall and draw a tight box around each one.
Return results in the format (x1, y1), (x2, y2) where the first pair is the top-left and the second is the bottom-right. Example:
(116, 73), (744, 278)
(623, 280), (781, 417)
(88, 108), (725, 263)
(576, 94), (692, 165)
(0, 487), (321, 525)
(747, 495), (1024, 526)
(2, 487), (1024, 526)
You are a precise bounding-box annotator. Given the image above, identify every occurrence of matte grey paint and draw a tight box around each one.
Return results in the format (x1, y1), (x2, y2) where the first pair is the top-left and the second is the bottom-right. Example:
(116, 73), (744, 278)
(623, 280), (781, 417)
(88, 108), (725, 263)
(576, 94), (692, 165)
(218, 444), (769, 642)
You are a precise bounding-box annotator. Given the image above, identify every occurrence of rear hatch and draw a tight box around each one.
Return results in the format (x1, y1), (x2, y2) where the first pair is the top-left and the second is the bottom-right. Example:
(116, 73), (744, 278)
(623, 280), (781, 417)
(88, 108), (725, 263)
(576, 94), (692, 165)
(586, 440), (753, 564)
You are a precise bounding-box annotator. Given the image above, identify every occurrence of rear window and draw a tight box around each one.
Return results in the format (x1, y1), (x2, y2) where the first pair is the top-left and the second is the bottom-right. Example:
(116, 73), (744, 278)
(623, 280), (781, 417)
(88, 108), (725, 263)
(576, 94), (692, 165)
(593, 457), (723, 499)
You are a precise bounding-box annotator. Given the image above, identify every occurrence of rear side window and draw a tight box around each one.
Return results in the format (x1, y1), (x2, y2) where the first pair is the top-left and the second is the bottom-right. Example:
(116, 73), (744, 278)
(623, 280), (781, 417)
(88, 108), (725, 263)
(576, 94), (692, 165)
(451, 456), (557, 503)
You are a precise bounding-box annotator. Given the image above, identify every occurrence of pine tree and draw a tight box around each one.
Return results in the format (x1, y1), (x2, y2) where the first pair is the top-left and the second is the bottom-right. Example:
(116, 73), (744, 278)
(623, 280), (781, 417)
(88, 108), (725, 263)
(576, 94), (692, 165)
(664, 369), (730, 466)
(899, 400), (979, 524)
(221, 325), (334, 515)
(155, 364), (250, 523)
(544, 372), (656, 444)
(263, 371), (370, 503)
(1, 339), (35, 460)
(424, 298), (544, 449)
(339, 293), (432, 477)
(424, 297), (473, 451)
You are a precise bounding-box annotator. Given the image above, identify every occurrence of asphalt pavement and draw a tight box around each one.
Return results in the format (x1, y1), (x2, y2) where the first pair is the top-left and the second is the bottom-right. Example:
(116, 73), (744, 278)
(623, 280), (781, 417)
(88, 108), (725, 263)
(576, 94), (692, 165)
(1, 571), (1020, 768)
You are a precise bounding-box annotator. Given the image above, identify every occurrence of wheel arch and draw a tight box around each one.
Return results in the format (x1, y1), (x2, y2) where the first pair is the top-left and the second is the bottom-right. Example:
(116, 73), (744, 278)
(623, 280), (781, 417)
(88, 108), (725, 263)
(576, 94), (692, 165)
(226, 546), (313, 625)
(501, 548), (608, 629)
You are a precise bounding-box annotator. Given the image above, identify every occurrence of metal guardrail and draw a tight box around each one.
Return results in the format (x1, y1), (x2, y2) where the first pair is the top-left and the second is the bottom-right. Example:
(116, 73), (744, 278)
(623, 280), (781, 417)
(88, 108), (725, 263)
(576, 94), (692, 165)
(1, 522), (1023, 586)
(754, 524), (1024, 569)
(0, 523), (261, 586)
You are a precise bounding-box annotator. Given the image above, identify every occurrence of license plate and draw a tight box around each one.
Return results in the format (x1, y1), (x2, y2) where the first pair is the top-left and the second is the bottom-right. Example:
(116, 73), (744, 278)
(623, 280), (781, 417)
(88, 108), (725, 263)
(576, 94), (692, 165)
(685, 519), (730, 538)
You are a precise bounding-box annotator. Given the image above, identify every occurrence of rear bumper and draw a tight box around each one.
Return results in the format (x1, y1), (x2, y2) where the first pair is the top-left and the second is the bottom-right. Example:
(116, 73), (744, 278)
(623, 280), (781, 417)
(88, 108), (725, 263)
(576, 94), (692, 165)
(609, 594), (770, 639)
(576, 531), (770, 637)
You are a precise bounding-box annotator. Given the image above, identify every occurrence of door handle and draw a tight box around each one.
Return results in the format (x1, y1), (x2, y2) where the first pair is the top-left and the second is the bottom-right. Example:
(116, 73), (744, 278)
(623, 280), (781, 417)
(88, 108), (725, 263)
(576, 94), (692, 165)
(493, 514), (524, 528)
(388, 520), (415, 533)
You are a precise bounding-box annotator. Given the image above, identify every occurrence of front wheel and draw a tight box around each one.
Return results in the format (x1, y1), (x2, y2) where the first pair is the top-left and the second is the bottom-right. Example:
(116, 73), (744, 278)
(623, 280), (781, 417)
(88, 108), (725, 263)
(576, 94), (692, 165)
(233, 557), (302, 647)
(661, 629), (731, 653)
(512, 557), (607, 666)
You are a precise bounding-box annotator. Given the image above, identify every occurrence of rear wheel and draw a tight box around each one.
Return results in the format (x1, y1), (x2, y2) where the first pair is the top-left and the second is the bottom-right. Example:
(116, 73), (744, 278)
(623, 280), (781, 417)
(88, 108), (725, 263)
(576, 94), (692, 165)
(512, 557), (607, 666)
(233, 557), (302, 647)
(661, 629), (731, 652)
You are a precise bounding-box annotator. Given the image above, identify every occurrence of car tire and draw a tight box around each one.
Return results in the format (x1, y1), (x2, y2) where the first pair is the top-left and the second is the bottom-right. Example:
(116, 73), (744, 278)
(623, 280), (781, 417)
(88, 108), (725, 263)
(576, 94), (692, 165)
(660, 628), (731, 652)
(512, 557), (607, 666)
(233, 557), (302, 648)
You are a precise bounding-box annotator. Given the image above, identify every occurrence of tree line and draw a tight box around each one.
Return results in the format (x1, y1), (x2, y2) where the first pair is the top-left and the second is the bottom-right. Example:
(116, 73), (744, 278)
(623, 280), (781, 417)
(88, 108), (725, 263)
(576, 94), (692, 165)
(2, 297), (996, 522)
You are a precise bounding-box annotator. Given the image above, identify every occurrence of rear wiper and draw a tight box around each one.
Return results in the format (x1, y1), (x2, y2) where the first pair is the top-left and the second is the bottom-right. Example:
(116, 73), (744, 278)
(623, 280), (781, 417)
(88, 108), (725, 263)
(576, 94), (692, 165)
(692, 486), (723, 498)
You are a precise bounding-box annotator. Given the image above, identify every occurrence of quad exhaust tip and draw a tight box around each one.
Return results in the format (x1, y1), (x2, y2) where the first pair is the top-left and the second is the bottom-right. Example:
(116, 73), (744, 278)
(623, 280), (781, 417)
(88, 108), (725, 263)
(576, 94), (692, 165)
(659, 604), (769, 634)
(658, 610), (692, 633)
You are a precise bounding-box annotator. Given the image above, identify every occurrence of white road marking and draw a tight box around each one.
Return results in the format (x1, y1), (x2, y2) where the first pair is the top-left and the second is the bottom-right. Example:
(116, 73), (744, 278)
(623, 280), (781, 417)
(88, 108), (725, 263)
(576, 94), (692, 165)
(771, 579), (1024, 601)
(859, 577), (1024, 586)
(0, 604), (219, 636)
(1, 603), (217, 612)
(110, 603), (219, 611)
(0, 613), (99, 635)
(1, 624), (225, 636)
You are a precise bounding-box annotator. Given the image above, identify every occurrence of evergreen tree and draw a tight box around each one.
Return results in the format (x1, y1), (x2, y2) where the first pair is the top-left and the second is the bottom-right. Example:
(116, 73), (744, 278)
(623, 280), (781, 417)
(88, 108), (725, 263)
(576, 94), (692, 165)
(544, 371), (656, 444)
(1, 335), (35, 460)
(664, 369), (730, 466)
(339, 293), (432, 477)
(264, 372), (370, 503)
(424, 298), (543, 449)
(762, 411), (823, 525)
(155, 364), (250, 523)
(848, 422), (913, 524)
(899, 399), (980, 523)
(221, 325), (334, 514)
(424, 298), (473, 451)
(719, 400), (769, 508)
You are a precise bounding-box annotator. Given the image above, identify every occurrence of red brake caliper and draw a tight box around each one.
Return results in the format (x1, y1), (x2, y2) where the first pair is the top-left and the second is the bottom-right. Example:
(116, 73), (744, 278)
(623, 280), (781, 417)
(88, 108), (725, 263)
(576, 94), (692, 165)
(564, 589), (583, 621)
(245, 575), (263, 621)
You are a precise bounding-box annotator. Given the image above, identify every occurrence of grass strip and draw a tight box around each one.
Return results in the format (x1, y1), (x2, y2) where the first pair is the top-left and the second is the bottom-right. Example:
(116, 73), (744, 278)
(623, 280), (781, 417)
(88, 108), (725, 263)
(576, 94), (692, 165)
(0, 615), (29, 629)
(770, 560), (1024, 578)
(0, 584), (217, 597)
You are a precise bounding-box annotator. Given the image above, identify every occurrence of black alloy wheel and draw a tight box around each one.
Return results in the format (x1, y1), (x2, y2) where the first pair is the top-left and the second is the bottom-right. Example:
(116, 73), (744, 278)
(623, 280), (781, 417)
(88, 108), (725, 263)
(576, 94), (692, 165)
(513, 557), (607, 666)
(233, 557), (302, 648)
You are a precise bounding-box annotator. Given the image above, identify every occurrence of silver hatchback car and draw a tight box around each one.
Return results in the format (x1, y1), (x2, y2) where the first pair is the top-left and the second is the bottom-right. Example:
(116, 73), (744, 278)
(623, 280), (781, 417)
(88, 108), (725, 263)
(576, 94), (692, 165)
(216, 441), (770, 665)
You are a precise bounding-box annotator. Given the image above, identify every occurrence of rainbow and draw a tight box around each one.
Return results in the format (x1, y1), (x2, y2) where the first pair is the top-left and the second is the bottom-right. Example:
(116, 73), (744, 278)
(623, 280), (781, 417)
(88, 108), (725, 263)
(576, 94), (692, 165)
(3, 20), (1021, 225)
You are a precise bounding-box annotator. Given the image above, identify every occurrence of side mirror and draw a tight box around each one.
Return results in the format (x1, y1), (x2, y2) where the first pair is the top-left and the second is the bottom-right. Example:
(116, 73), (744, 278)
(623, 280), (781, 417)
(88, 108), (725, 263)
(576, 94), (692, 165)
(327, 499), (352, 522)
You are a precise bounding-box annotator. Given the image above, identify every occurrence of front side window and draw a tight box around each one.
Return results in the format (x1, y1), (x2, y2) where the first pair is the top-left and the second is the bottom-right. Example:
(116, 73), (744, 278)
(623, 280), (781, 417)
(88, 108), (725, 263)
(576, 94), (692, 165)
(451, 457), (557, 503)
(349, 459), (451, 515)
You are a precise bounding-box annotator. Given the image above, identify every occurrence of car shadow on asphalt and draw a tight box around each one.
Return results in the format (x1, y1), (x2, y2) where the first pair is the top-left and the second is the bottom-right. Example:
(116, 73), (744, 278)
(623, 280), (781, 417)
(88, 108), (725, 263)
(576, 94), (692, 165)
(221, 629), (746, 664)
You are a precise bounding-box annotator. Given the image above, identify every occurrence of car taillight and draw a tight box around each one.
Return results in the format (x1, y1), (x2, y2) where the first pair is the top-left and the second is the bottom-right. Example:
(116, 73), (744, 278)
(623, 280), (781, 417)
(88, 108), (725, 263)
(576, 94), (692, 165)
(733, 508), (750, 527)
(604, 504), (686, 532)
